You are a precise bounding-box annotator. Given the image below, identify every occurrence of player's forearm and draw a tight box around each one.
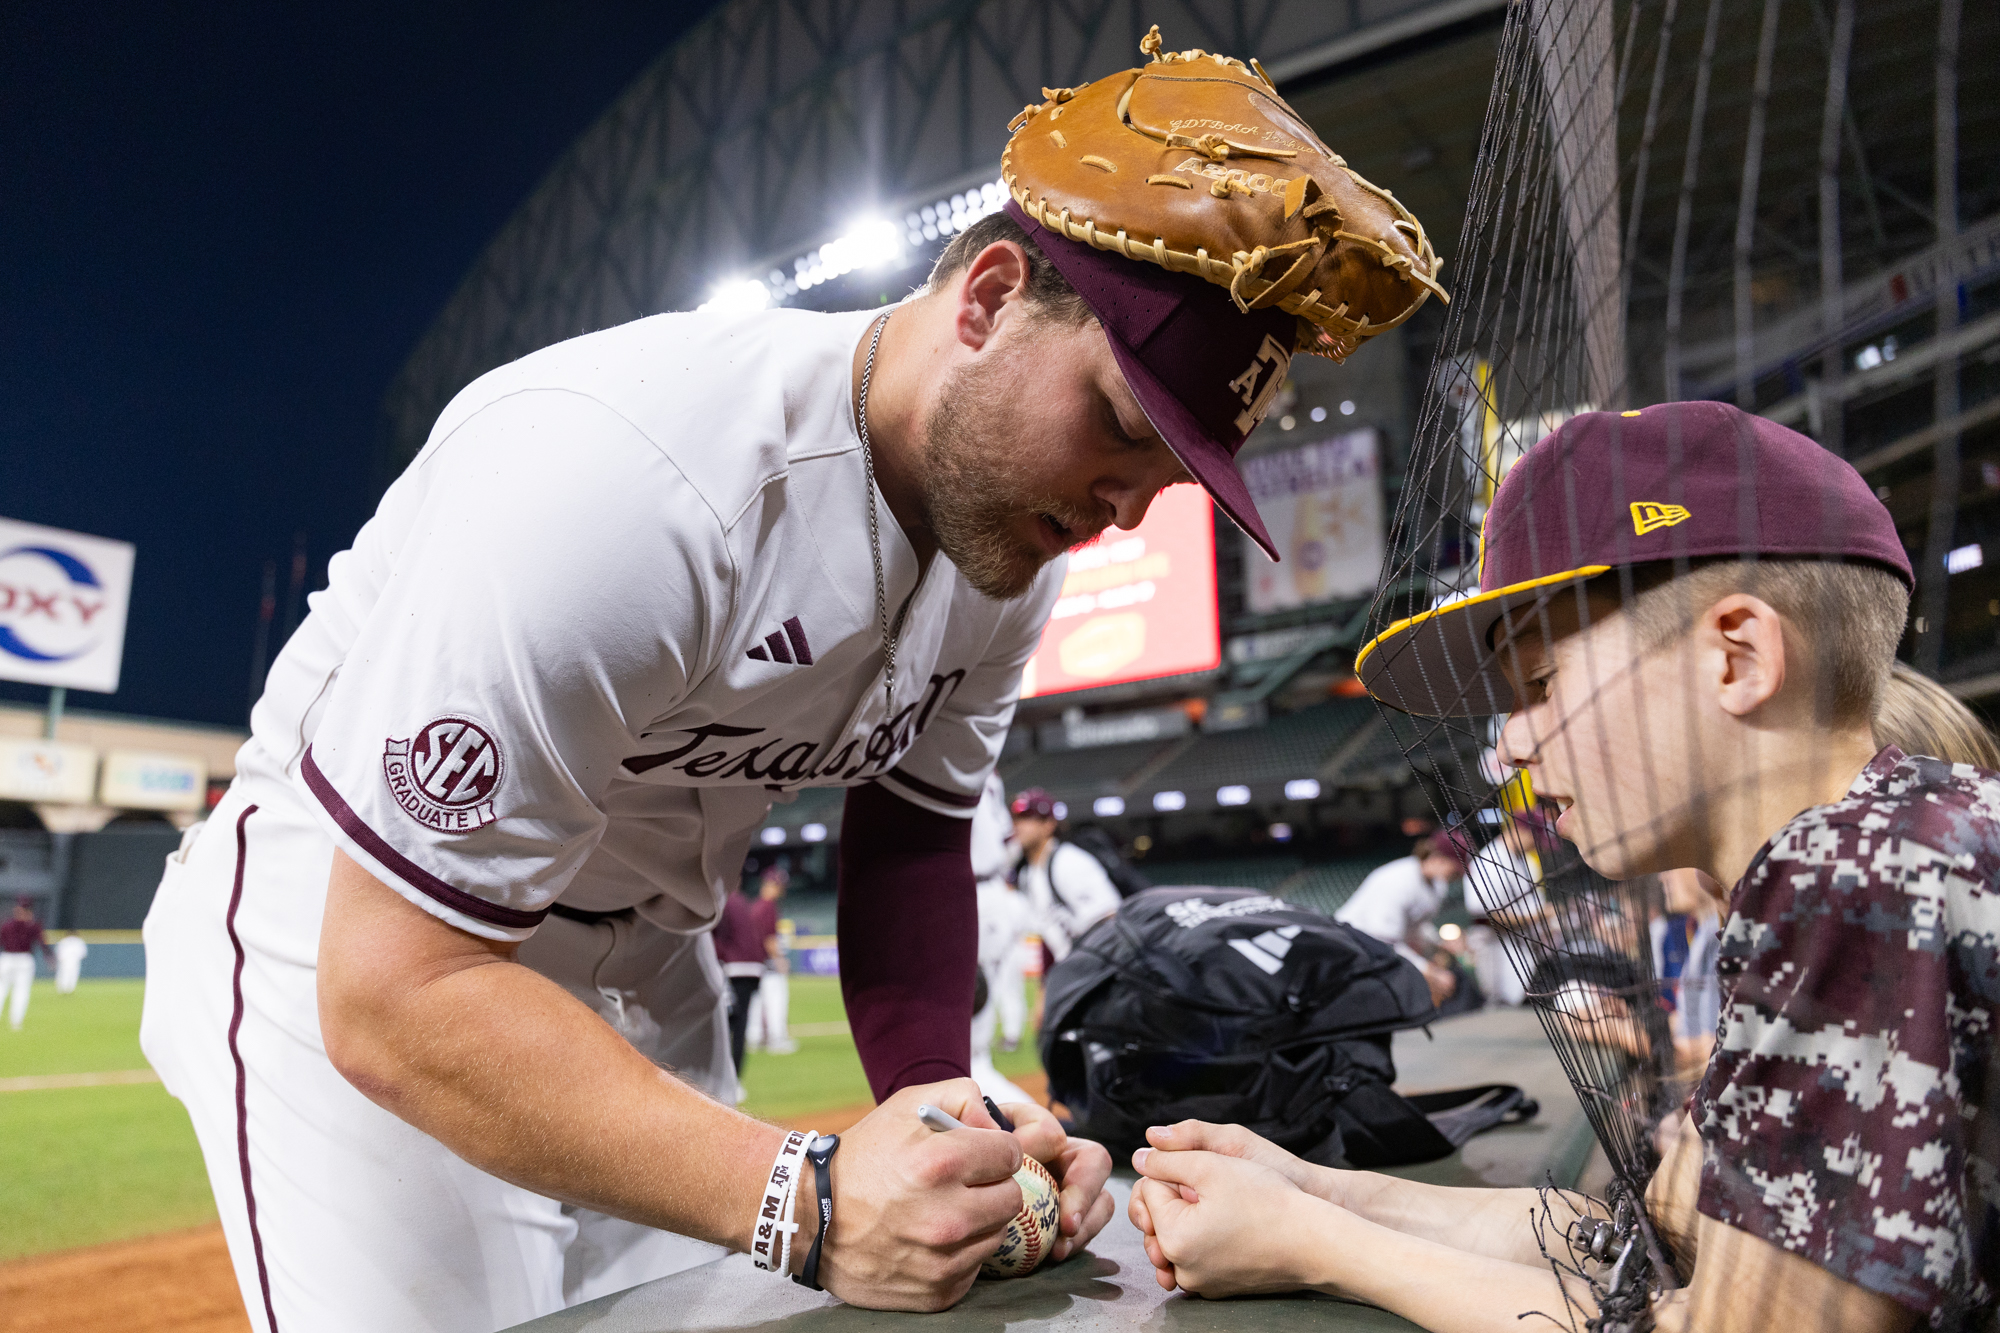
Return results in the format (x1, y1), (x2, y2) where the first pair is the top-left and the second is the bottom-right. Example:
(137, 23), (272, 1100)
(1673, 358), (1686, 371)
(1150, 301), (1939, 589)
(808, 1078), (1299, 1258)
(325, 947), (786, 1248)
(318, 852), (791, 1256)
(838, 783), (977, 1100)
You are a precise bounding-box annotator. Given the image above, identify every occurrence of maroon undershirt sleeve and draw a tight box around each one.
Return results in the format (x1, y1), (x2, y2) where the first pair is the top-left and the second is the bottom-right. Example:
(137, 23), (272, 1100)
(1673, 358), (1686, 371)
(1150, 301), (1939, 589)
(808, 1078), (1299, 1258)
(838, 781), (977, 1102)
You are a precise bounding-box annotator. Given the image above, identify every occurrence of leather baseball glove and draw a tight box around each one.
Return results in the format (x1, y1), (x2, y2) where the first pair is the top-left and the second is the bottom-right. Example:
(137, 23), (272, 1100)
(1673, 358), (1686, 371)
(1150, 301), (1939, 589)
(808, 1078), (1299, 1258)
(1003, 25), (1447, 361)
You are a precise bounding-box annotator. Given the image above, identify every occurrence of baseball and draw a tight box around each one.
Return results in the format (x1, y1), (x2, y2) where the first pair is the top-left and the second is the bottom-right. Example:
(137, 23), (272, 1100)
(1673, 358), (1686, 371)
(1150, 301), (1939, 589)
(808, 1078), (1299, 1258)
(980, 1155), (1061, 1278)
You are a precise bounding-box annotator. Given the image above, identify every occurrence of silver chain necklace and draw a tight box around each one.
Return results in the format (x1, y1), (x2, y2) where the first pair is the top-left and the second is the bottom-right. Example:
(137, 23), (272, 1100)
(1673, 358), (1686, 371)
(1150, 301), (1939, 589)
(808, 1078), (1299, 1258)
(856, 312), (896, 713)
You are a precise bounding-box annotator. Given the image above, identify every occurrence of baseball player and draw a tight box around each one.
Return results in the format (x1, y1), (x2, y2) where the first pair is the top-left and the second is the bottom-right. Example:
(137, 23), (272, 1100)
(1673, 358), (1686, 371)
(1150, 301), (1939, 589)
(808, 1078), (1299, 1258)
(744, 866), (795, 1056)
(52, 930), (88, 994)
(1, 898), (47, 1029)
(1009, 788), (1121, 963)
(968, 774), (1032, 1103)
(138, 26), (1440, 1333)
(1332, 833), (1470, 1006)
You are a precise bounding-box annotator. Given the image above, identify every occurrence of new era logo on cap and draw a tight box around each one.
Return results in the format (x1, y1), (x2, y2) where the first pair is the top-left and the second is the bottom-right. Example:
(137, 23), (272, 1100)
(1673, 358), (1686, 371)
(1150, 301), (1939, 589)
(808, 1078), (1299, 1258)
(746, 616), (814, 666)
(1630, 502), (1691, 535)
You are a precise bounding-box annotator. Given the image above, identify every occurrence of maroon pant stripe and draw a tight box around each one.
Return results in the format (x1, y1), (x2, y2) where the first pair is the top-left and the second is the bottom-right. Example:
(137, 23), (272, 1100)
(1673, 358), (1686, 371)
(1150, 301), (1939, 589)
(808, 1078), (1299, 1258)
(224, 804), (281, 1333)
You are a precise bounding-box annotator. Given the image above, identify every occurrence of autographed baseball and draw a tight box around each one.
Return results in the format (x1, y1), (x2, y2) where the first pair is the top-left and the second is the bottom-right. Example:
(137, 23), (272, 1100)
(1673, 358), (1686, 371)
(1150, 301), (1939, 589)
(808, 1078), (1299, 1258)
(981, 1156), (1061, 1278)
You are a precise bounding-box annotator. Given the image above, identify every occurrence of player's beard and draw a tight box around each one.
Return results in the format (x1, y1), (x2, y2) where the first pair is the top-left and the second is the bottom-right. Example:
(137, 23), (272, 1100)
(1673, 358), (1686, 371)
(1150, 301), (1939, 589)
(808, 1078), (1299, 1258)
(919, 338), (1100, 601)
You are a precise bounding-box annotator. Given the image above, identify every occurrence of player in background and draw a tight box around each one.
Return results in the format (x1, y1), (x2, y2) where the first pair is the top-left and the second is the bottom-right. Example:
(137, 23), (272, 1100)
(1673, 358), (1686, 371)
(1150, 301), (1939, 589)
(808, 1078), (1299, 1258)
(1, 899), (48, 1030)
(52, 931), (88, 995)
(1010, 788), (1121, 964)
(744, 866), (795, 1056)
(714, 882), (765, 1082)
(1333, 833), (1471, 1007)
(1460, 812), (1550, 1006)
(1130, 403), (1990, 1331)
(969, 773), (1032, 1104)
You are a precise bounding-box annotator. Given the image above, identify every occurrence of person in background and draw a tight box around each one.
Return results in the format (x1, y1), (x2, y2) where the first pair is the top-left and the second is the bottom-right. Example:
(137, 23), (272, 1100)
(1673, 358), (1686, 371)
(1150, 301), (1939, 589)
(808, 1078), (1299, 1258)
(1011, 788), (1122, 964)
(1461, 812), (1550, 1007)
(969, 774), (1034, 1103)
(53, 931), (88, 995)
(1649, 869), (1724, 1081)
(1, 898), (48, 1031)
(1876, 661), (2000, 770)
(744, 866), (796, 1056)
(1333, 834), (1472, 1007)
(712, 881), (764, 1088)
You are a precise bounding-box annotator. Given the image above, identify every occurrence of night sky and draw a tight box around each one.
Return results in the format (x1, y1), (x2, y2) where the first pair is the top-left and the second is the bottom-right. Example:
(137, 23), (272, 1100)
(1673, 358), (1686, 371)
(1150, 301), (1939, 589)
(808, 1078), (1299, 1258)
(1, 1), (723, 728)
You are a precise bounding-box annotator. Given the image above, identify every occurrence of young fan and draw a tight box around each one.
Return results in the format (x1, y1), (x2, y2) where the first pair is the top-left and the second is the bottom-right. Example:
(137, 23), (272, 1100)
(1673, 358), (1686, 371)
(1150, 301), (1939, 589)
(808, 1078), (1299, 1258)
(1876, 661), (2000, 771)
(1129, 402), (1998, 1331)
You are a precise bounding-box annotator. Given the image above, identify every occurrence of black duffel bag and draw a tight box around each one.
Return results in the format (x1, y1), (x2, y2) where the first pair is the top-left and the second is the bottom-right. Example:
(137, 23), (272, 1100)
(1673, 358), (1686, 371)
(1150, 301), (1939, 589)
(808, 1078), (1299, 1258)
(1040, 886), (1535, 1167)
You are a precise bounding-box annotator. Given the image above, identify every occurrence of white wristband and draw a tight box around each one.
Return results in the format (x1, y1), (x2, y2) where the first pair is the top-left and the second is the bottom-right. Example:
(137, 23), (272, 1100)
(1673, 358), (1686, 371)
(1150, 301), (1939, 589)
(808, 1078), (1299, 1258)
(751, 1130), (811, 1272)
(778, 1130), (814, 1277)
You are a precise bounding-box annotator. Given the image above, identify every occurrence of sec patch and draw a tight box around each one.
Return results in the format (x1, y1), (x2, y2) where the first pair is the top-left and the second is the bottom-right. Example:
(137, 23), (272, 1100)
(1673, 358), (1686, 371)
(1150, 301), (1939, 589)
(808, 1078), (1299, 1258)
(383, 716), (504, 833)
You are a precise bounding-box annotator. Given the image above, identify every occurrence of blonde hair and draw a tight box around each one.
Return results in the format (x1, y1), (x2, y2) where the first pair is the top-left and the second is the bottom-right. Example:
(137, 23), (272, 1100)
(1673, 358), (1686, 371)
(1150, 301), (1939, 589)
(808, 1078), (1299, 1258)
(1612, 559), (1908, 725)
(1874, 663), (2000, 769)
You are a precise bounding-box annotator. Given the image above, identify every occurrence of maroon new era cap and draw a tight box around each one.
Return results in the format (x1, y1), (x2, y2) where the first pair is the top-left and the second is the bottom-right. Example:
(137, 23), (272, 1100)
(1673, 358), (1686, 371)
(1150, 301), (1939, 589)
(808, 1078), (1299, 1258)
(1356, 401), (1913, 716)
(1006, 201), (1293, 561)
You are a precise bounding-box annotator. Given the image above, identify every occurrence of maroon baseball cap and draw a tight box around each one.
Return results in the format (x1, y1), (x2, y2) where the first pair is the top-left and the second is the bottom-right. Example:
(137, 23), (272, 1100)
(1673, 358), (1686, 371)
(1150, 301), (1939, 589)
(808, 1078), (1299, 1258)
(1357, 401), (1913, 716)
(1009, 787), (1059, 819)
(1006, 201), (1293, 561)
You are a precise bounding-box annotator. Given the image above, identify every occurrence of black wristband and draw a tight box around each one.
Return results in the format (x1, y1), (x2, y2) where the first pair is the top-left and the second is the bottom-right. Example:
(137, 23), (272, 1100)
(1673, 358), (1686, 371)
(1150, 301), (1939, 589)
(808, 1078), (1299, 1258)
(793, 1133), (839, 1291)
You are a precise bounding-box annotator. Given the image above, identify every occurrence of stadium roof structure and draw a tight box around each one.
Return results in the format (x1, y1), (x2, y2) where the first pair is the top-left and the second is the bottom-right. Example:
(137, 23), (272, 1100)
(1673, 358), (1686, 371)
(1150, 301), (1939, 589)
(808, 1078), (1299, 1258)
(378, 0), (1515, 473)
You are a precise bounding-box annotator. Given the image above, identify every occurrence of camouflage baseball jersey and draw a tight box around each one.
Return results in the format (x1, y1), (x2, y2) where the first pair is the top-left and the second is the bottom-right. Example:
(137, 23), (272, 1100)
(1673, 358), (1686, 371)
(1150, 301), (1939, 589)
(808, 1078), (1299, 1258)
(1692, 746), (2000, 1327)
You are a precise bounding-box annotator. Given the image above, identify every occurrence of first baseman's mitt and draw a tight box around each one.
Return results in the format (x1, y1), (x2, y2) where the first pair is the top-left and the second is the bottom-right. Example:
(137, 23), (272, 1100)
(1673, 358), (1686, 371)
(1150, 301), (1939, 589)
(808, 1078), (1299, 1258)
(1003, 25), (1447, 362)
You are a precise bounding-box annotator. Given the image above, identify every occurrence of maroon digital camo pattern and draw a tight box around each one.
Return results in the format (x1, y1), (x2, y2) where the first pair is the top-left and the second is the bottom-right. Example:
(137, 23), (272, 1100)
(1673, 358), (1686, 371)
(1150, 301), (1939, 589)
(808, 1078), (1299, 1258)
(1693, 747), (2000, 1326)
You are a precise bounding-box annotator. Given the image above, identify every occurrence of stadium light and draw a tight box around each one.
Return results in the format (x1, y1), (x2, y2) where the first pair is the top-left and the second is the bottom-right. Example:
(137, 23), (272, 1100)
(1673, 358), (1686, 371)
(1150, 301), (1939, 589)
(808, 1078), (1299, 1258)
(1283, 778), (1321, 801)
(759, 827), (786, 846)
(1268, 822), (1293, 842)
(801, 823), (827, 843)
(1052, 801), (1069, 820)
(1216, 785), (1251, 806)
(697, 278), (772, 313)
(905, 180), (1007, 246)
(1948, 543), (1984, 575)
(1093, 796), (1126, 817)
(1153, 790), (1187, 812)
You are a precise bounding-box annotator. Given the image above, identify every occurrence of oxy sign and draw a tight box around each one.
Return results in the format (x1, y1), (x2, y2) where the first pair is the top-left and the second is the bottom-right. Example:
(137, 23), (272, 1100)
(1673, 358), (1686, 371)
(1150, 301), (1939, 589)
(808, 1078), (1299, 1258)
(0, 517), (136, 693)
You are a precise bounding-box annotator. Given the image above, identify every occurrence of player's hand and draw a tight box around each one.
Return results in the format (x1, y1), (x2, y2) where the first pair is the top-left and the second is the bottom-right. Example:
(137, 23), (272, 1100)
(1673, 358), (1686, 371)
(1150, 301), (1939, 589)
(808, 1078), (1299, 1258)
(997, 1100), (1113, 1263)
(812, 1080), (1022, 1311)
(1130, 1148), (1343, 1298)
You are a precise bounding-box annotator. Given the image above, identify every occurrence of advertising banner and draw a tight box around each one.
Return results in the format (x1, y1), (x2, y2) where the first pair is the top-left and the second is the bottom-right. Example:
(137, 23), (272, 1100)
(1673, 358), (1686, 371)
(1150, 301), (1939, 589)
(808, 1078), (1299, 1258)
(1239, 429), (1383, 612)
(99, 750), (208, 812)
(1020, 485), (1219, 698)
(0, 738), (99, 804)
(0, 517), (137, 693)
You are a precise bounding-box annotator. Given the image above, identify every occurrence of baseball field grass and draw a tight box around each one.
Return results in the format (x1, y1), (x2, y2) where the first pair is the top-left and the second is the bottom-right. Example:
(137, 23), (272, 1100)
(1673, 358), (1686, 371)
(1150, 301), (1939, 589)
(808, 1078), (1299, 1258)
(1, 974), (1044, 1261)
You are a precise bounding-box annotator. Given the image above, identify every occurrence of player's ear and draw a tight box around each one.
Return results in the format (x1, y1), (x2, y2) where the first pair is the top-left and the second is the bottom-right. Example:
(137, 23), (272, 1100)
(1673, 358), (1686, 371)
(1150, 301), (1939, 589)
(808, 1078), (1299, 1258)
(1705, 593), (1787, 718)
(954, 240), (1031, 352)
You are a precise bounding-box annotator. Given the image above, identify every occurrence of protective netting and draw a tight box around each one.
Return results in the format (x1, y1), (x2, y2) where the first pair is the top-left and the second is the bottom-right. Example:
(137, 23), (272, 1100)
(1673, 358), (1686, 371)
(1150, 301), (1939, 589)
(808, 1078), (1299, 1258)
(1361, 0), (1975, 1325)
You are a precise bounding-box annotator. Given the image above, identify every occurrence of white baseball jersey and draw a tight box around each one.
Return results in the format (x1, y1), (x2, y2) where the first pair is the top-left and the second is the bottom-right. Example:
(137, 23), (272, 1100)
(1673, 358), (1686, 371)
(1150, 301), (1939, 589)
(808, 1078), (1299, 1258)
(1334, 855), (1446, 967)
(1018, 842), (1122, 960)
(243, 306), (1064, 943)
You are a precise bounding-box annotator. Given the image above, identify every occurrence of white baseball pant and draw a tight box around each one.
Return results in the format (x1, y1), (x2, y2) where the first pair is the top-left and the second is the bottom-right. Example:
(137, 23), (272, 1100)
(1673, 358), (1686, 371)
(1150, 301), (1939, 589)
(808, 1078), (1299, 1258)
(142, 780), (734, 1333)
(0, 951), (34, 1028)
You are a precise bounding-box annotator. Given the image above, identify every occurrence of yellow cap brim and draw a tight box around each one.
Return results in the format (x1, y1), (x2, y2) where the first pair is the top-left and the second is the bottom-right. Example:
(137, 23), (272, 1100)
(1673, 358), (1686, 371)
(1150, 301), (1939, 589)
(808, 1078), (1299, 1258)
(1355, 565), (1610, 717)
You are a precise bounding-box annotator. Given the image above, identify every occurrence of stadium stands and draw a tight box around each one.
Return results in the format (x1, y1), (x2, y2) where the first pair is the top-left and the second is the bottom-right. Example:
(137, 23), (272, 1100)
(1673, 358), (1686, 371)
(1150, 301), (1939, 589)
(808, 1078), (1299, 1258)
(1136, 855), (1305, 892)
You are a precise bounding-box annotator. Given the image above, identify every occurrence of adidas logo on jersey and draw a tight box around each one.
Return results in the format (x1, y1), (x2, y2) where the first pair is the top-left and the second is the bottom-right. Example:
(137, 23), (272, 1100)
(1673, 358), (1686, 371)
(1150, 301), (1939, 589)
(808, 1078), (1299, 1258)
(746, 615), (814, 666)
